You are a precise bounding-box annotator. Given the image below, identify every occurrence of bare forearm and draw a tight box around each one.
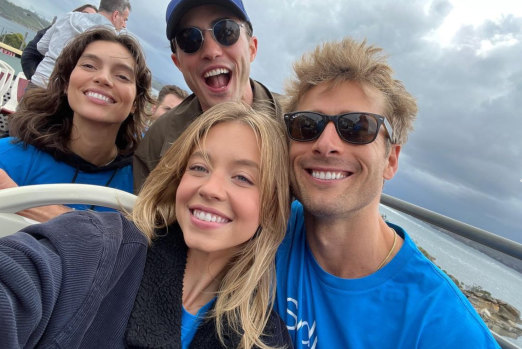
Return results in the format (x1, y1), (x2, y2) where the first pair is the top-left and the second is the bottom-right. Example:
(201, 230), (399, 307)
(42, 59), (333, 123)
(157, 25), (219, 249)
(16, 205), (72, 223)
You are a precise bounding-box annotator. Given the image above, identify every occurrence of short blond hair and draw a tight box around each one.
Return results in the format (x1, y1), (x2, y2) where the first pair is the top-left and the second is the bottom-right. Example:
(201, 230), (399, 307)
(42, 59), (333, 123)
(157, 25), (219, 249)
(132, 102), (290, 349)
(285, 37), (417, 145)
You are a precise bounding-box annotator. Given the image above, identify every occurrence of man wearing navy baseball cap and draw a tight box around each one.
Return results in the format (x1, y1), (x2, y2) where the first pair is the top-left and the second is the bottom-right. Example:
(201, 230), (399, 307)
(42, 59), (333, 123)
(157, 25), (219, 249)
(134, 0), (281, 191)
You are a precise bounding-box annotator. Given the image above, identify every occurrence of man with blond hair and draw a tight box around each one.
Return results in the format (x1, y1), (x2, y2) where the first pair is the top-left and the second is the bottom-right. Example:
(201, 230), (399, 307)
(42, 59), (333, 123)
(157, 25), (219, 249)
(275, 37), (499, 348)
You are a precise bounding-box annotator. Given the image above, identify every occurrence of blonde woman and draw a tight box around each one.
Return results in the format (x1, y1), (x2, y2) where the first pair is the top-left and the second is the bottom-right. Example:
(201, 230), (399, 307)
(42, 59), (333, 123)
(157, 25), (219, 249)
(0, 102), (291, 349)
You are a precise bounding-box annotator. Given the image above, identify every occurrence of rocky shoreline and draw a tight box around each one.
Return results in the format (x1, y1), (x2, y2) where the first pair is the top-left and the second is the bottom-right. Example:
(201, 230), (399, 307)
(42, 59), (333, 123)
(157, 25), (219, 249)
(418, 246), (522, 340)
(464, 287), (522, 340)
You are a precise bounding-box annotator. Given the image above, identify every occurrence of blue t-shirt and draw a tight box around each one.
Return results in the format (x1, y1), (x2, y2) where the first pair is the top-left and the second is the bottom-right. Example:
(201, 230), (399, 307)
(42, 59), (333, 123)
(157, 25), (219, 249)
(275, 200), (500, 349)
(0, 137), (133, 211)
(181, 299), (215, 349)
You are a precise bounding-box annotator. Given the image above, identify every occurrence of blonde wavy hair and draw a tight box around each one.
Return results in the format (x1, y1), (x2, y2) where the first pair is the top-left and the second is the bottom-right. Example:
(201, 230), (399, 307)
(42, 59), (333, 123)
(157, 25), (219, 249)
(284, 37), (418, 145)
(131, 102), (290, 349)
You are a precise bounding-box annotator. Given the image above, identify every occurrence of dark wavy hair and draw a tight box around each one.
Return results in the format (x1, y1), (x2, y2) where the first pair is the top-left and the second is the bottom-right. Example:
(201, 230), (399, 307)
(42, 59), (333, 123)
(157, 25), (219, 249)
(73, 4), (98, 12)
(10, 27), (153, 156)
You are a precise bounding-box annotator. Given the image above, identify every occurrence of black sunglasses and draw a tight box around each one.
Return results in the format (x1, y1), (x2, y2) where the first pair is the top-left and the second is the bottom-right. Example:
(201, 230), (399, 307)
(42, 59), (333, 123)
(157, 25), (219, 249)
(284, 111), (394, 145)
(173, 19), (245, 54)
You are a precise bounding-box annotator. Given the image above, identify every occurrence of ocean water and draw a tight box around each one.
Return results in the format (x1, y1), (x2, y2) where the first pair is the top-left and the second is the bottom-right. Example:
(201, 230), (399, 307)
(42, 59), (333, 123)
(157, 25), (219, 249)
(380, 205), (522, 347)
(0, 16), (37, 42)
(0, 16), (35, 74)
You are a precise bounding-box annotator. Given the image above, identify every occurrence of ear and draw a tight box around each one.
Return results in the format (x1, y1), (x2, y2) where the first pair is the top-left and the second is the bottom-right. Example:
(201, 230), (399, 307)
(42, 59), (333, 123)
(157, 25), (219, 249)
(171, 53), (181, 69)
(383, 144), (400, 180)
(112, 10), (119, 23)
(248, 35), (258, 62)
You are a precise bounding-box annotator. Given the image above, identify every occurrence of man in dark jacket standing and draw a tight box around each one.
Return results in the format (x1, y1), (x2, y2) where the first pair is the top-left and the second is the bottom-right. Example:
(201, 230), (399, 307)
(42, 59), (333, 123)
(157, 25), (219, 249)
(133, 0), (282, 192)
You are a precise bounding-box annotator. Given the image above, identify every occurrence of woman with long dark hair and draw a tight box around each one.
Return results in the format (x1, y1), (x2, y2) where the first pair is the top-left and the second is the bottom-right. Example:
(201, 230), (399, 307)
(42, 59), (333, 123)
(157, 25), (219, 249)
(0, 27), (153, 220)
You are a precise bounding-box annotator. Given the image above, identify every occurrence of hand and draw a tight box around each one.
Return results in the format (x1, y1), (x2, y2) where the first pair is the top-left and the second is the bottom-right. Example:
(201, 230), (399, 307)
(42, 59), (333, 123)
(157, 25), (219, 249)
(0, 169), (72, 222)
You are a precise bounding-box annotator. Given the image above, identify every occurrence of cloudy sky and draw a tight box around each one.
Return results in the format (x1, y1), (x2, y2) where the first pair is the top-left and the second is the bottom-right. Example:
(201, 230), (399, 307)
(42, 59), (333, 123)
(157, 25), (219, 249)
(17, 0), (522, 243)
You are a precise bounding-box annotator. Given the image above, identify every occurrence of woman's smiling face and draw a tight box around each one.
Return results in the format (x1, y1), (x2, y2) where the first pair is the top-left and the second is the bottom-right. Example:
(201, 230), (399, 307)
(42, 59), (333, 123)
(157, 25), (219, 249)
(175, 121), (261, 258)
(67, 40), (137, 126)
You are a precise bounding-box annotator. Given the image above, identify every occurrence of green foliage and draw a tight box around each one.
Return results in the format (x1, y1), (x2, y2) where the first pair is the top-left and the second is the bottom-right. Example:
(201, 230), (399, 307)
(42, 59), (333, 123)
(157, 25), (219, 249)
(0, 32), (25, 50)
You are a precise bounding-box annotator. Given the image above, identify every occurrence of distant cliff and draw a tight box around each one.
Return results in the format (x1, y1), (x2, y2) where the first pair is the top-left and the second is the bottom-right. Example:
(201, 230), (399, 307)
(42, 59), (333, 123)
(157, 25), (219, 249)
(0, 0), (50, 31)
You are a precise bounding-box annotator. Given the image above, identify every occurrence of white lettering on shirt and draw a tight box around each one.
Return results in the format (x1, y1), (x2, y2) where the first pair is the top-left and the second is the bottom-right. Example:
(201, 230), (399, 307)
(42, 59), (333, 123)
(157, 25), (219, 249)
(286, 298), (318, 349)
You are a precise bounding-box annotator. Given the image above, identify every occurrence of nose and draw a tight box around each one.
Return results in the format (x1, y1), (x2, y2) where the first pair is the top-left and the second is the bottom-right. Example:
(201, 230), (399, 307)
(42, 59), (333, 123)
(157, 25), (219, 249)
(312, 122), (343, 156)
(200, 29), (223, 60)
(93, 68), (113, 86)
(198, 172), (226, 201)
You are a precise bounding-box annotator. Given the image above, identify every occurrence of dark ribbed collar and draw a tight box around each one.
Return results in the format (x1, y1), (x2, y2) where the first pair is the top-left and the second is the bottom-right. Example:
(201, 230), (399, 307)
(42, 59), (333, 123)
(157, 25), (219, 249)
(40, 146), (132, 173)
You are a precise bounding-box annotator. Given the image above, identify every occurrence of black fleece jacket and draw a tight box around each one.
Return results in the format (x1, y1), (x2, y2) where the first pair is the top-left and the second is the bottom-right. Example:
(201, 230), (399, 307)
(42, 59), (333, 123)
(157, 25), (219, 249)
(125, 223), (293, 349)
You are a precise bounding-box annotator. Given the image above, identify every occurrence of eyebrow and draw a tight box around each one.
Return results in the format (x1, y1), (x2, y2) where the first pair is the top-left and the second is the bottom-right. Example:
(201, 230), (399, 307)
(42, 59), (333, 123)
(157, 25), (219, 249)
(190, 151), (260, 171)
(79, 53), (135, 75)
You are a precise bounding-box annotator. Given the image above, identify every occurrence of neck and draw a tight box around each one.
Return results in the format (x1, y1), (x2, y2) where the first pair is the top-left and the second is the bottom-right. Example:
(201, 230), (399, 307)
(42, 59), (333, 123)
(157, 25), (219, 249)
(99, 10), (112, 22)
(69, 119), (120, 166)
(241, 79), (254, 106)
(304, 206), (402, 278)
(182, 248), (231, 314)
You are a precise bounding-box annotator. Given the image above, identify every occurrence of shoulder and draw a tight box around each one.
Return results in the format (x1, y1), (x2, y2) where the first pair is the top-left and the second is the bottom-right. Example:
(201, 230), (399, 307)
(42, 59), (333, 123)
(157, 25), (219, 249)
(276, 200), (305, 264)
(153, 95), (201, 130)
(0, 136), (17, 151)
(390, 226), (498, 344)
(136, 95), (201, 156)
(0, 138), (41, 165)
(70, 12), (113, 32)
(285, 201), (305, 241)
(251, 79), (283, 116)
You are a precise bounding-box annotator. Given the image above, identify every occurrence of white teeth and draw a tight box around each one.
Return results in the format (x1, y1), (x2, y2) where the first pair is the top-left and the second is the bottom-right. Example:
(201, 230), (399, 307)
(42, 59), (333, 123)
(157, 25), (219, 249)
(312, 171), (346, 180)
(193, 209), (228, 223)
(86, 91), (114, 103)
(204, 68), (230, 78)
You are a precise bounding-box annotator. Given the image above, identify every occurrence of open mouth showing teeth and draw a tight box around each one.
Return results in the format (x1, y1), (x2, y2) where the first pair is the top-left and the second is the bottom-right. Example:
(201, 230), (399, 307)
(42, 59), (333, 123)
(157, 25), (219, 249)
(192, 209), (230, 223)
(204, 68), (231, 89)
(309, 170), (350, 180)
(85, 91), (115, 103)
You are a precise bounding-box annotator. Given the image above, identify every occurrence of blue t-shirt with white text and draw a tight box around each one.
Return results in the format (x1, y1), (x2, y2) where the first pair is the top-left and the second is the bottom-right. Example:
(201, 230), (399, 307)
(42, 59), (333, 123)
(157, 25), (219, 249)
(274, 200), (499, 349)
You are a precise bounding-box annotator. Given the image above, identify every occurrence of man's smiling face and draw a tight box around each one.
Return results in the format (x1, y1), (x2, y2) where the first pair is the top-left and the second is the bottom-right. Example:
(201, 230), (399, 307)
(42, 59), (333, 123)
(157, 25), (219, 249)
(171, 5), (257, 111)
(289, 80), (399, 220)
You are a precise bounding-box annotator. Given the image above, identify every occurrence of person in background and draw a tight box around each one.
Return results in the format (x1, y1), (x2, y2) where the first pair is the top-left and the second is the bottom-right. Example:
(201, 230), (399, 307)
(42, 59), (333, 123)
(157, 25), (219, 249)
(31, 0), (131, 88)
(133, 0), (282, 193)
(149, 84), (188, 122)
(0, 102), (292, 349)
(0, 27), (152, 222)
(275, 37), (500, 348)
(21, 4), (98, 80)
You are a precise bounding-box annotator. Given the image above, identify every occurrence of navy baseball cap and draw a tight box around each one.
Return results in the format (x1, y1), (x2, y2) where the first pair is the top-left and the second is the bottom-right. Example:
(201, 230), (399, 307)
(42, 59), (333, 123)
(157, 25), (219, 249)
(166, 0), (252, 40)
